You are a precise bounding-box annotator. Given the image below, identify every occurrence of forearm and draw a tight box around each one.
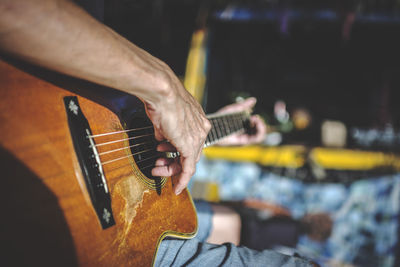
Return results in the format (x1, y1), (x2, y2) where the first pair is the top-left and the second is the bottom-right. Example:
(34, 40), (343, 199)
(0, 0), (168, 105)
(0, 0), (211, 194)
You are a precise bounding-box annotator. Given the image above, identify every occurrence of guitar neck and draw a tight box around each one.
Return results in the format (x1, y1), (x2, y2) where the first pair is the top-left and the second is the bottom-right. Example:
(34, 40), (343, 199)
(205, 111), (250, 147)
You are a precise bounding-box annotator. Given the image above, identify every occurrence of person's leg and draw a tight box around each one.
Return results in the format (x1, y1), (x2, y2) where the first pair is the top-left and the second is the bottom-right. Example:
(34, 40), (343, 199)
(193, 200), (214, 242)
(194, 200), (241, 245)
(207, 204), (241, 245)
(155, 237), (314, 267)
(156, 200), (315, 266)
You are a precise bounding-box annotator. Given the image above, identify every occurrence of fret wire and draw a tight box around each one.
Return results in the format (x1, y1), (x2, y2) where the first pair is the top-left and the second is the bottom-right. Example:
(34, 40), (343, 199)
(209, 119), (217, 143)
(215, 117), (222, 140)
(239, 115), (244, 128)
(205, 133), (211, 145)
(223, 115), (230, 137)
(205, 134), (211, 146)
(213, 118), (218, 142)
(213, 118), (219, 141)
(224, 115), (231, 136)
(225, 117), (232, 134)
(219, 116), (227, 139)
(230, 114), (235, 132)
(238, 114), (243, 130)
(227, 115), (233, 135)
(210, 117), (220, 144)
(232, 114), (239, 132)
(204, 111), (249, 146)
(239, 114), (245, 129)
(236, 114), (241, 129)
(239, 114), (244, 129)
(210, 118), (216, 142)
(221, 115), (228, 137)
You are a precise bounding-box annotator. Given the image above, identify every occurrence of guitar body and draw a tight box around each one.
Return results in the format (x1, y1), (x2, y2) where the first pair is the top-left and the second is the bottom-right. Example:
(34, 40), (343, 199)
(0, 58), (197, 266)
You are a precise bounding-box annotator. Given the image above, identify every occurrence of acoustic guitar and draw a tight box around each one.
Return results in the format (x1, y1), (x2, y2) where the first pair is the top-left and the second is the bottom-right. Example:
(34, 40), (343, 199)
(0, 57), (250, 266)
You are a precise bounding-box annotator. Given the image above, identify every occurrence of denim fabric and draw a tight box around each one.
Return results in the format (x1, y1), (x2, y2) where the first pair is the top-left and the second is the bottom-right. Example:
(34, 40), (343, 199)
(155, 200), (313, 266)
(193, 200), (214, 242)
(191, 157), (400, 266)
(155, 238), (313, 267)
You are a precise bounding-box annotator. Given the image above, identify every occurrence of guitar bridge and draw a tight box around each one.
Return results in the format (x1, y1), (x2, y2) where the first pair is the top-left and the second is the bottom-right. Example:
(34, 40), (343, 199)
(64, 96), (115, 229)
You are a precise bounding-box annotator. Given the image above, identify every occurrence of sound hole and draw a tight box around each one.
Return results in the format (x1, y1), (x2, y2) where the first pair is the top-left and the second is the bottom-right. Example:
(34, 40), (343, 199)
(127, 117), (164, 192)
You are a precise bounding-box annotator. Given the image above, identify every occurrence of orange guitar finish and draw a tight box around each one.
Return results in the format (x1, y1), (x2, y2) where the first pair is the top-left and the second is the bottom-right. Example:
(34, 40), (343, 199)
(0, 58), (197, 266)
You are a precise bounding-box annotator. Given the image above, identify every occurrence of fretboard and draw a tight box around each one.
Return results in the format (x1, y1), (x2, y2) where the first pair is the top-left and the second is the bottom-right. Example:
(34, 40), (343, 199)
(204, 111), (250, 147)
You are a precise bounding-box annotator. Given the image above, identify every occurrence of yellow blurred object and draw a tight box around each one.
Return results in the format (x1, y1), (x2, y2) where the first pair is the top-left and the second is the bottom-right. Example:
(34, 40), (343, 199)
(292, 108), (311, 130)
(183, 29), (207, 102)
(190, 180), (220, 202)
(203, 145), (306, 168)
(311, 148), (400, 171)
(203, 145), (400, 171)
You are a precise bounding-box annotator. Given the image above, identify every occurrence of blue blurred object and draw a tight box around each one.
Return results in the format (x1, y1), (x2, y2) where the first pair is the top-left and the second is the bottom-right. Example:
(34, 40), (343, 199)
(214, 7), (400, 24)
(190, 156), (400, 267)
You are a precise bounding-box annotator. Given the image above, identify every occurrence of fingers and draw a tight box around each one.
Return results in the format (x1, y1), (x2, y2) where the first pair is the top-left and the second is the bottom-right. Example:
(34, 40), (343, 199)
(151, 145), (202, 195)
(151, 159), (181, 177)
(155, 157), (173, 166)
(157, 142), (176, 152)
(238, 97), (257, 111)
(152, 156), (196, 196)
(215, 114), (266, 146)
(150, 112), (208, 195)
(217, 97), (257, 114)
(172, 120), (208, 195)
(248, 114), (267, 143)
(145, 80), (210, 196)
(173, 157), (196, 195)
(134, 53), (211, 196)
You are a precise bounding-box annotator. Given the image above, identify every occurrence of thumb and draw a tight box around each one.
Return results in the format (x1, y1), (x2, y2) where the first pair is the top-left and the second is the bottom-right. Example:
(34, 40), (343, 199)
(239, 97), (257, 110)
(217, 97), (257, 114)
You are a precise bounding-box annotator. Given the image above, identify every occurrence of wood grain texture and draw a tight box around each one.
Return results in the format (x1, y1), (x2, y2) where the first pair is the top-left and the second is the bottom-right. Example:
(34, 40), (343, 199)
(0, 59), (197, 267)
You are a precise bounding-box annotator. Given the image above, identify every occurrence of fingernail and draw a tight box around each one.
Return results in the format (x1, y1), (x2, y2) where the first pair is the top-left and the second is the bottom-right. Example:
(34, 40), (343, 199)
(174, 185), (183, 195)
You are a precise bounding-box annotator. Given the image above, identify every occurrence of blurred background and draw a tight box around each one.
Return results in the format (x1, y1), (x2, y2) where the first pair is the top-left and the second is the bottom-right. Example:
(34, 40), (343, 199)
(103, 1), (400, 266)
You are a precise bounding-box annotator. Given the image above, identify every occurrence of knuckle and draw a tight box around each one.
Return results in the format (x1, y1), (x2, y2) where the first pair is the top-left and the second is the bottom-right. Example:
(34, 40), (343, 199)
(157, 74), (171, 95)
(204, 119), (212, 131)
(189, 167), (196, 176)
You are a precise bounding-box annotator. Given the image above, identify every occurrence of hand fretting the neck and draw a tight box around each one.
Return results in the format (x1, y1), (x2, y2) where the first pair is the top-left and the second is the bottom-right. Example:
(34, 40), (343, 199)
(204, 111), (250, 147)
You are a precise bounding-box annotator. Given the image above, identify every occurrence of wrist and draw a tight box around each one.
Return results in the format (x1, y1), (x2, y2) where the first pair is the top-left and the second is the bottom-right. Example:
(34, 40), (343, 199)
(126, 54), (177, 107)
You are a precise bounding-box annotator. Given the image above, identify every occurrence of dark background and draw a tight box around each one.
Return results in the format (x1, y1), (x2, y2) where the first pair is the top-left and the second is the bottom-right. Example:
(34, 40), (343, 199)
(104, 0), (400, 147)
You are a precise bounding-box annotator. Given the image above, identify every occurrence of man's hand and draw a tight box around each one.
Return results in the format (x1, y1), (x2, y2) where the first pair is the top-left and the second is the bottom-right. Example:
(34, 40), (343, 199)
(144, 65), (211, 195)
(216, 97), (267, 146)
(0, 0), (211, 196)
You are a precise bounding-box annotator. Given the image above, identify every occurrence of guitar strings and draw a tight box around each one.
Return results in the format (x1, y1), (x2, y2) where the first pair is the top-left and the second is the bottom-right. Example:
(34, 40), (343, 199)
(90, 113), (248, 147)
(91, 131), (168, 168)
(140, 163), (158, 171)
(93, 123), (246, 165)
(90, 112), (248, 171)
(88, 112), (248, 140)
(88, 126), (153, 138)
(94, 133), (155, 147)
(101, 148), (156, 165)
(99, 154), (161, 174)
(98, 140), (157, 156)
